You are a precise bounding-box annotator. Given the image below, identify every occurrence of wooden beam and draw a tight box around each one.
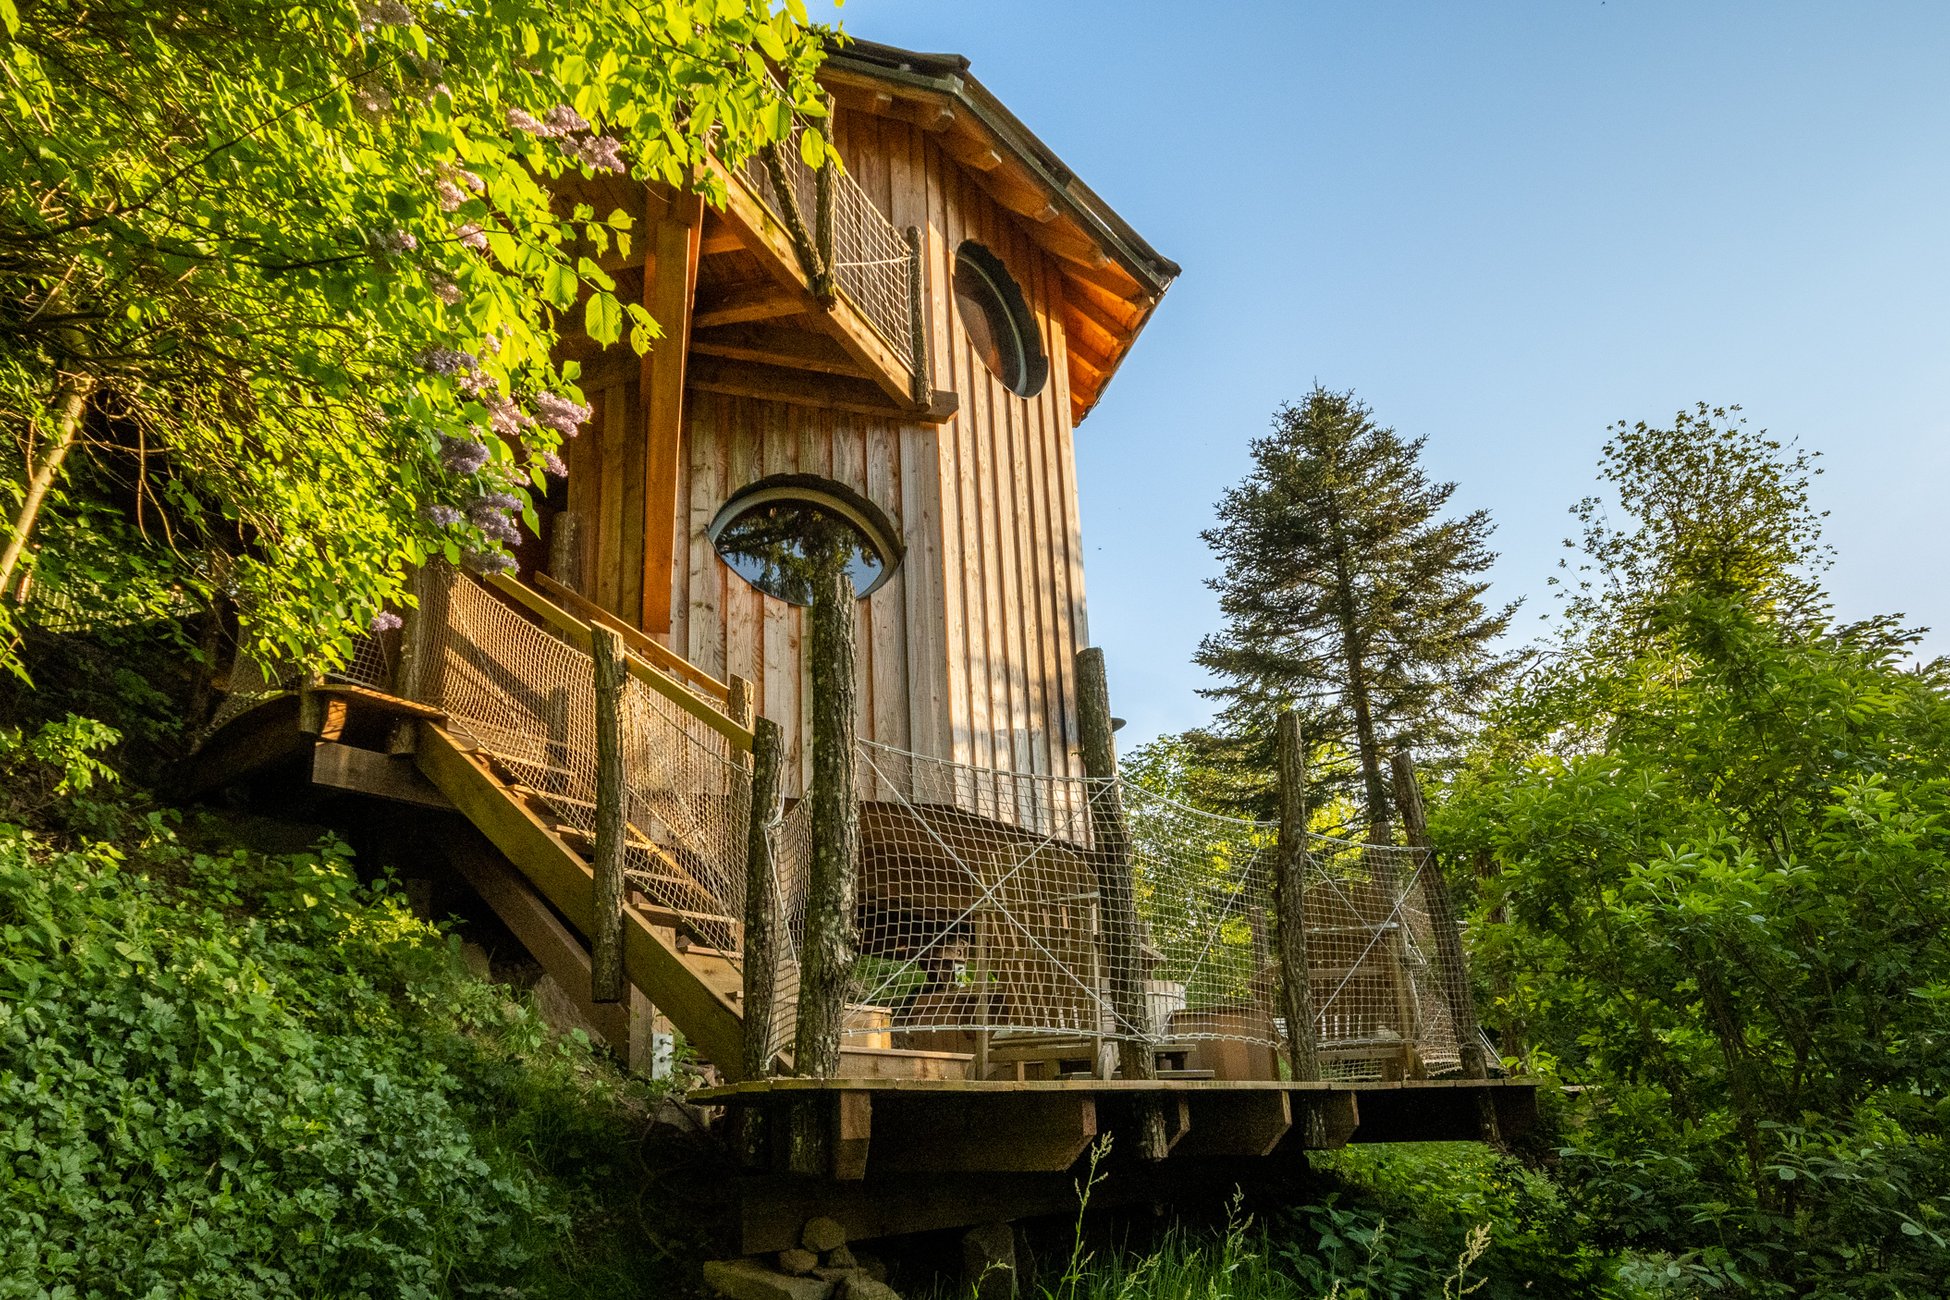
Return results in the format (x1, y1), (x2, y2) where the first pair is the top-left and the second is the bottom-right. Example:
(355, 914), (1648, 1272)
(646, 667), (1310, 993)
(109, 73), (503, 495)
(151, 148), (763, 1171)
(692, 282), (808, 329)
(640, 187), (703, 636)
(1173, 1092), (1292, 1159)
(866, 1093), (1098, 1175)
(699, 226), (745, 257)
(685, 354), (958, 426)
(690, 322), (864, 377)
(533, 570), (733, 707)
(174, 695), (309, 798)
(414, 724), (750, 1073)
(310, 741), (453, 810)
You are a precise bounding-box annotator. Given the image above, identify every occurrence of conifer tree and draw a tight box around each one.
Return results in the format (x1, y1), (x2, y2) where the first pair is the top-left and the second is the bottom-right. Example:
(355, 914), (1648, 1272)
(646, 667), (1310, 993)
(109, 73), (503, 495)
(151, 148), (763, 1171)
(1194, 386), (1517, 837)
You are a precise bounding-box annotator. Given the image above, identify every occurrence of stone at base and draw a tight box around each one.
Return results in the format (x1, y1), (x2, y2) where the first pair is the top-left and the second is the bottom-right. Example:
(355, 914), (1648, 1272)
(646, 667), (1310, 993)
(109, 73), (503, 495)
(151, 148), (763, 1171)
(701, 1258), (835, 1300)
(801, 1216), (848, 1254)
(836, 1275), (901, 1300)
(778, 1248), (819, 1276)
(962, 1221), (1016, 1300)
(824, 1244), (858, 1270)
(852, 1251), (888, 1283)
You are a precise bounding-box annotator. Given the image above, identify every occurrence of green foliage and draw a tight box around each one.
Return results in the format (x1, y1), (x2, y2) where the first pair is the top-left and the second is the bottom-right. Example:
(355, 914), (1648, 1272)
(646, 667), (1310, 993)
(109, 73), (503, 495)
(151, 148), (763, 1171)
(1439, 409), (1950, 1296)
(1, 0), (829, 670)
(1194, 386), (1519, 824)
(0, 725), (696, 1298)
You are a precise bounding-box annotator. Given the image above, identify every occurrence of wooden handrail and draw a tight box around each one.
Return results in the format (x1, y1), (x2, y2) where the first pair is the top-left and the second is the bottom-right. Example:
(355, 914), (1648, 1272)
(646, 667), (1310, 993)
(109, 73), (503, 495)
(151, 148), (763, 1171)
(532, 571), (733, 706)
(483, 572), (756, 753)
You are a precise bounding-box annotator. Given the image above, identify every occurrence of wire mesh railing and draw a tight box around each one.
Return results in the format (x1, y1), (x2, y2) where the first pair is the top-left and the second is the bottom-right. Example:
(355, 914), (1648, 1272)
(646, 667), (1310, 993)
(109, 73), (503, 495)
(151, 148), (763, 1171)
(741, 115), (918, 373)
(763, 742), (1462, 1080)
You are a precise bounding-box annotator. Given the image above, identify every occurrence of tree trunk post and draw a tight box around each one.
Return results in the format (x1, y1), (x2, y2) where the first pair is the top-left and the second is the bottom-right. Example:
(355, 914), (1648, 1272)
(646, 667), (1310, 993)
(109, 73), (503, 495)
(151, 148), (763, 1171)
(742, 716), (786, 1081)
(793, 559), (859, 1078)
(0, 369), (94, 598)
(1076, 647), (1167, 1161)
(548, 510), (582, 594)
(1391, 746), (1499, 1141)
(387, 564), (443, 754)
(590, 624), (628, 1005)
(1275, 711), (1323, 1084)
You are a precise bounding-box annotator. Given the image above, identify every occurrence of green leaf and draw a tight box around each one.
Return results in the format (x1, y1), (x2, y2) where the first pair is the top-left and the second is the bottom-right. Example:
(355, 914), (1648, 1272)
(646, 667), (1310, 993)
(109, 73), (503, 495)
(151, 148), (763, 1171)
(585, 292), (623, 345)
(0, 0), (19, 38)
(541, 262), (579, 310)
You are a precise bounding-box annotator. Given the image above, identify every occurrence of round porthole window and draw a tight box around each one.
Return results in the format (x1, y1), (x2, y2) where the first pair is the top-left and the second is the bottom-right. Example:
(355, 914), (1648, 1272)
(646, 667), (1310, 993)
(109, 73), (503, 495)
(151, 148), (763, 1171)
(708, 475), (904, 607)
(953, 241), (1048, 398)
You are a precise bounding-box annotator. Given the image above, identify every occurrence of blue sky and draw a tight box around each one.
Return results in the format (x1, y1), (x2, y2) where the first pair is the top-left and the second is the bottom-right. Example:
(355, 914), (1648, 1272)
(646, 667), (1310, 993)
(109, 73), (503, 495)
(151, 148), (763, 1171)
(812, 2), (1950, 742)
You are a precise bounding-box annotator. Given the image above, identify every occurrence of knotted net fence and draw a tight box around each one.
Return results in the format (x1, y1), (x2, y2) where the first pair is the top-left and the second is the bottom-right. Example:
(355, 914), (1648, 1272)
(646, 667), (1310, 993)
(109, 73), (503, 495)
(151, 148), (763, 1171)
(759, 742), (1461, 1080)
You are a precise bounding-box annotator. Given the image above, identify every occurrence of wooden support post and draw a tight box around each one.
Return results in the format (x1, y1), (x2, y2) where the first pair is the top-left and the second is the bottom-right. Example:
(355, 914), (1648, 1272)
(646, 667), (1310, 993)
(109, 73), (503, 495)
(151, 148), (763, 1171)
(590, 625), (628, 1005)
(905, 225), (930, 408)
(727, 673), (756, 732)
(640, 187), (702, 635)
(1392, 747), (1499, 1141)
(793, 559), (860, 1079)
(812, 147), (837, 303)
(387, 564), (441, 755)
(1275, 711), (1323, 1085)
(742, 717), (785, 1081)
(1075, 647), (1166, 1162)
(548, 511), (582, 594)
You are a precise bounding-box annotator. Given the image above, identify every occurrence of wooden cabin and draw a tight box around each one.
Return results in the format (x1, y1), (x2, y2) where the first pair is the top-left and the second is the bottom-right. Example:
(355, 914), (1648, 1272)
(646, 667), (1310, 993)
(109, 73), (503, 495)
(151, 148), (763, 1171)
(542, 40), (1179, 798)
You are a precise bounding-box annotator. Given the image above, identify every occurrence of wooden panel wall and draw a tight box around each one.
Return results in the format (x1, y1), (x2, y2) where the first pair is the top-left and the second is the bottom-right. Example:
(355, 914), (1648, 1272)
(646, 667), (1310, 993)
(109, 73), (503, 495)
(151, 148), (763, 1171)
(575, 106), (1094, 798)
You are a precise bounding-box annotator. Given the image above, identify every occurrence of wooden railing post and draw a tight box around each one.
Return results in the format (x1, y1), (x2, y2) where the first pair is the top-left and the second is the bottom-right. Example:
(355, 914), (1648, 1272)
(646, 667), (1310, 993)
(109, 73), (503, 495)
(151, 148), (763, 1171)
(1275, 711), (1322, 1084)
(548, 511), (582, 594)
(742, 716), (786, 1081)
(1076, 647), (1166, 1161)
(590, 624), (628, 1005)
(905, 225), (930, 408)
(1391, 749), (1499, 1137)
(387, 563), (442, 754)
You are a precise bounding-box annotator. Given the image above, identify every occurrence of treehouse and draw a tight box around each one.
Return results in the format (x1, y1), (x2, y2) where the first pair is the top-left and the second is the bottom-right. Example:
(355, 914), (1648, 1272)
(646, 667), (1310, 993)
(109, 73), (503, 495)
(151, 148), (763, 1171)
(186, 38), (1530, 1253)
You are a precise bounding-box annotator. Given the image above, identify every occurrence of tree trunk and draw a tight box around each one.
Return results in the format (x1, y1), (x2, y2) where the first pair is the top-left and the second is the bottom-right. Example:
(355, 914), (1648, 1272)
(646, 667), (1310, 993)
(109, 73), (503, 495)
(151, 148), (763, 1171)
(1, 369), (96, 599)
(1329, 547), (1392, 843)
(741, 716), (785, 1081)
(1076, 647), (1167, 1161)
(589, 624), (628, 1005)
(793, 559), (858, 1079)
(1274, 711), (1321, 1082)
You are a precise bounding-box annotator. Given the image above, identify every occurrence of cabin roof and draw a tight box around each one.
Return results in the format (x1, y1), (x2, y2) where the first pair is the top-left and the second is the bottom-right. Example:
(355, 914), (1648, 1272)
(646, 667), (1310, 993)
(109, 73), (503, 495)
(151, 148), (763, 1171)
(820, 38), (1179, 422)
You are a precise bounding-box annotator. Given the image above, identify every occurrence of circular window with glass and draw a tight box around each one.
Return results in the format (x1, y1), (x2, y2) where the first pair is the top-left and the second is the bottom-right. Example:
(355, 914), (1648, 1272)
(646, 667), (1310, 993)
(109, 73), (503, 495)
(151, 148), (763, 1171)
(708, 475), (903, 607)
(953, 241), (1048, 398)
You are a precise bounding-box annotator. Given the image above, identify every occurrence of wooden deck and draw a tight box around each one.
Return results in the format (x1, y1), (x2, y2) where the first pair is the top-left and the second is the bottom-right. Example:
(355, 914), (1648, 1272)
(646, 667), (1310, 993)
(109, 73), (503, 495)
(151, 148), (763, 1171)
(696, 1076), (1537, 1252)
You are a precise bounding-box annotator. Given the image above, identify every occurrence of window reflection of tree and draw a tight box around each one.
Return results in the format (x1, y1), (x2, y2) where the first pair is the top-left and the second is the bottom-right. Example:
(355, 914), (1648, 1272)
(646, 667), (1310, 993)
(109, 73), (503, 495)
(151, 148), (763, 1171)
(714, 502), (882, 607)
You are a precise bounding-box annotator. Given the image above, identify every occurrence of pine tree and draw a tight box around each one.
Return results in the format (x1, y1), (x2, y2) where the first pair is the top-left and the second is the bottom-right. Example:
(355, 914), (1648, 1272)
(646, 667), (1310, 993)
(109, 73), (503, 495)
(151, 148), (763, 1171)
(1194, 386), (1518, 837)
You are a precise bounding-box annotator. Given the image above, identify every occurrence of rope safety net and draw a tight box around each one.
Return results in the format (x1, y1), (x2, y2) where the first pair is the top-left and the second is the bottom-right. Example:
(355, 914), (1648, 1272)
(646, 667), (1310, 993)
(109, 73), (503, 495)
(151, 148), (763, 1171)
(760, 741), (1462, 1080)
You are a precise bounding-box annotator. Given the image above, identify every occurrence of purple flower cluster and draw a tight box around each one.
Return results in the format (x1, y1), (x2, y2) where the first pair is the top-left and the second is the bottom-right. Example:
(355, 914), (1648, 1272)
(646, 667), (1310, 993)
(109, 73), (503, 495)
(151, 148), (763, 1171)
(569, 135), (626, 174)
(435, 178), (468, 212)
(351, 82), (393, 118)
(506, 107), (547, 136)
(536, 450), (568, 477)
(468, 492), (524, 546)
(464, 550), (517, 576)
(430, 274), (463, 306)
(420, 345), (475, 376)
(439, 435), (490, 474)
(369, 609), (404, 633)
(532, 392), (592, 437)
(358, 0), (413, 29)
(423, 503), (464, 528)
(375, 226), (418, 255)
(454, 222), (488, 252)
(483, 393), (531, 437)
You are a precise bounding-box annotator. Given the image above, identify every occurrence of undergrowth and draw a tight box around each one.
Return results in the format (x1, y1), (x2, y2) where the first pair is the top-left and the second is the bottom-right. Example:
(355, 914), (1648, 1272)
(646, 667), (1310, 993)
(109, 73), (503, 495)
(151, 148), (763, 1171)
(0, 714), (710, 1299)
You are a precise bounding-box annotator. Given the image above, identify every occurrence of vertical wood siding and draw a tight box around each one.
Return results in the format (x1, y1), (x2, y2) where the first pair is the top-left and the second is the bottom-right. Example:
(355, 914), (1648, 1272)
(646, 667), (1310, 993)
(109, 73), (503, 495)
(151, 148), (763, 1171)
(571, 106), (1092, 797)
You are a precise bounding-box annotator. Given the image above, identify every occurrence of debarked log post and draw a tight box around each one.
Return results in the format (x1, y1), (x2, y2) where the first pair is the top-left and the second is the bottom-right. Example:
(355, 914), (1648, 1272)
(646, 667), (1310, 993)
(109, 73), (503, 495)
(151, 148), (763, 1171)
(1076, 647), (1166, 1162)
(590, 624), (628, 1005)
(1275, 711), (1322, 1084)
(1391, 746), (1498, 1141)
(736, 715), (786, 1166)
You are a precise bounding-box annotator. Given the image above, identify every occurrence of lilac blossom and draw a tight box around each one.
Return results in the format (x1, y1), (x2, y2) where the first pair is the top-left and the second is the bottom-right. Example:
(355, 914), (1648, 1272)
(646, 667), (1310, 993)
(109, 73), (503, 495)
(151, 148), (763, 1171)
(506, 107), (548, 136)
(483, 393), (530, 437)
(536, 450), (568, 477)
(359, 0), (414, 28)
(423, 503), (464, 528)
(439, 435), (490, 474)
(435, 178), (468, 212)
(544, 104), (590, 136)
(532, 392), (592, 437)
(369, 609), (404, 633)
(454, 222), (488, 252)
(570, 135), (626, 174)
(430, 274), (463, 306)
(464, 550), (518, 576)
(419, 345), (474, 375)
